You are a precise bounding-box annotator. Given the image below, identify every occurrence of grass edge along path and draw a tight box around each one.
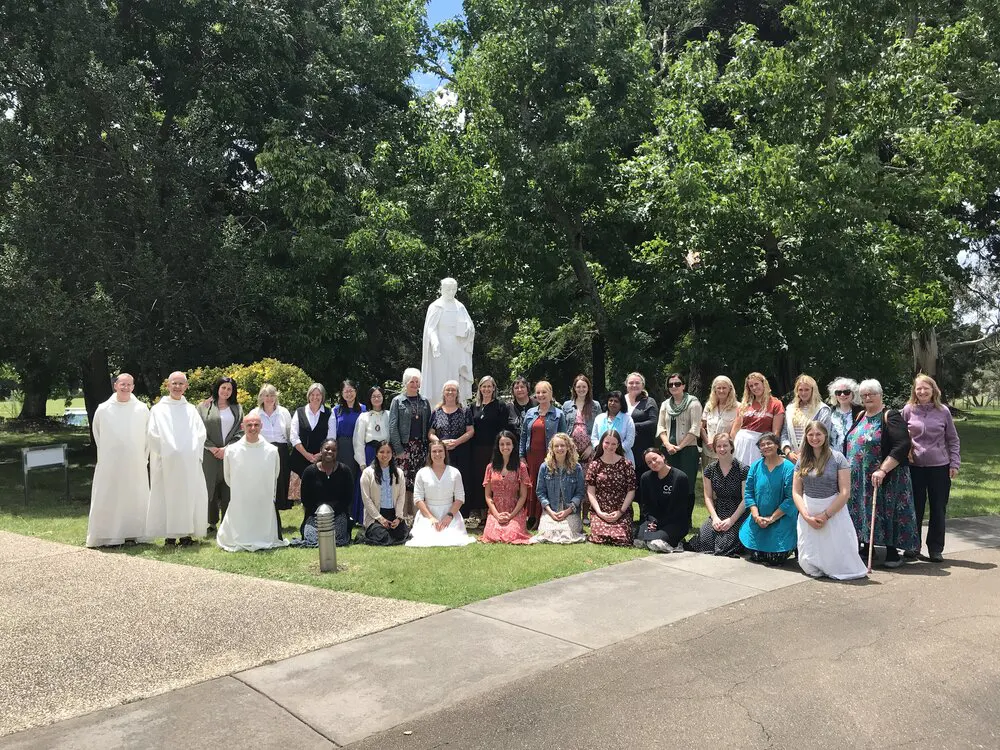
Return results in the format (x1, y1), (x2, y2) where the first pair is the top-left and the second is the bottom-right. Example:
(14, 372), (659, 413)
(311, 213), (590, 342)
(2, 409), (999, 608)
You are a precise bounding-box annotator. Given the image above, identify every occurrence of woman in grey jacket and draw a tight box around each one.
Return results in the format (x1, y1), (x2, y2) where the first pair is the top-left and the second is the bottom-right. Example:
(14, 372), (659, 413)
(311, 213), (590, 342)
(388, 367), (432, 520)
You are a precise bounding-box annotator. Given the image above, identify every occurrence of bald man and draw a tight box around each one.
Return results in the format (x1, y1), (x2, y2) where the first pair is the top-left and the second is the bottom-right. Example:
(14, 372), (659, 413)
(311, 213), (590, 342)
(86, 373), (151, 547)
(217, 414), (288, 551)
(146, 371), (208, 546)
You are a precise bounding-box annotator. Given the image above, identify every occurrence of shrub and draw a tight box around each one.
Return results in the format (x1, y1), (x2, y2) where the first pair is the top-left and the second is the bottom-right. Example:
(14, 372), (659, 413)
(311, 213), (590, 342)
(160, 359), (317, 412)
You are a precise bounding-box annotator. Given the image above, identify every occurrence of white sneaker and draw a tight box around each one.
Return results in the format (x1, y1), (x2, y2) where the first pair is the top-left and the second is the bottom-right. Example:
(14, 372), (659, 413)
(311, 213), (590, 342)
(633, 539), (648, 549)
(670, 542), (686, 553)
(647, 539), (670, 553)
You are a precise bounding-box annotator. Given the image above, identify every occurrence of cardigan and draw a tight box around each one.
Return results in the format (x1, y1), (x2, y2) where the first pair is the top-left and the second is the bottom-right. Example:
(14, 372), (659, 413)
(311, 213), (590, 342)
(360, 464), (407, 527)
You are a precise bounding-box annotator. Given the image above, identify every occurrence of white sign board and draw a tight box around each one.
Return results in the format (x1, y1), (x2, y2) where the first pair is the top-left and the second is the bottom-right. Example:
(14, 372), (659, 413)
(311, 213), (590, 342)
(23, 445), (67, 470)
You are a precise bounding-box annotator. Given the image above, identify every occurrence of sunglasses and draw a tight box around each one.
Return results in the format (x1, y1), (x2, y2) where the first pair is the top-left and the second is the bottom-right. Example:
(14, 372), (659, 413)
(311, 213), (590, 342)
(668, 382), (683, 387)
(834, 389), (852, 396)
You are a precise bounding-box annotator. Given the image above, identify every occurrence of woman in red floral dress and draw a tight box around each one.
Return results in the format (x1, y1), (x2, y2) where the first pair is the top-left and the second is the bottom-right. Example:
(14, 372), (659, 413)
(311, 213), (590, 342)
(481, 430), (533, 544)
(586, 429), (637, 546)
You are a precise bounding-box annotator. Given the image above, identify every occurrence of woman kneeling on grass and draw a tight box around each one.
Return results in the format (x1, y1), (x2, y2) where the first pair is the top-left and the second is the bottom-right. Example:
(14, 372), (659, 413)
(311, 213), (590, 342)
(738, 432), (797, 565)
(405, 438), (475, 547)
(359, 441), (409, 546)
(532, 433), (587, 544)
(792, 422), (867, 580)
(480, 430), (533, 544)
(586, 430), (637, 547)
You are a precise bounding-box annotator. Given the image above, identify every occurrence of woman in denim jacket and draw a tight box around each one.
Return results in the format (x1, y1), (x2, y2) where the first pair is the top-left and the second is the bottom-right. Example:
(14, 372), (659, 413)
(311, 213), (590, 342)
(388, 367), (432, 520)
(532, 433), (586, 544)
(518, 381), (567, 529)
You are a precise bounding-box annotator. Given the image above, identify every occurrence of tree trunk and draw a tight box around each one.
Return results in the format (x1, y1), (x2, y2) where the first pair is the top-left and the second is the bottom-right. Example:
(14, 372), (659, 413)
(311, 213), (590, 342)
(912, 328), (938, 377)
(592, 334), (607, 393)
(17, 369), (52, 420)
(564, 227), (613, 387)
(81, 349), (112, 446)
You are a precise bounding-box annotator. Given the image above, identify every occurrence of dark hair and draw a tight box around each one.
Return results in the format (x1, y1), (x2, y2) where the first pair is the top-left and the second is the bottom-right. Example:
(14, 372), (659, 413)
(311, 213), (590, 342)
(425, 436), (450, 466)
(338, 379), (362, 412)
(594, 429), (625, 460)
(367, 385), (385, 409)
(512, 376), (531, 395)
(643, 446), (663, 460)
(604, 390), (624, 412)
(369, 440), (399, 485)
(756, 432), (781, 448)
(490, 430), (520, 472)
(666, 373), (686, 388)
(211, 376), (238, 405)
(571, 374), (595, 420)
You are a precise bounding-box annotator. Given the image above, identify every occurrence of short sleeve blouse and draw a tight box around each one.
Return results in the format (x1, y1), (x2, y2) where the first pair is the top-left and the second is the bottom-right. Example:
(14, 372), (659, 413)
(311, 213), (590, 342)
(796, 450), (849, 497)
(740, 397), (785, 433)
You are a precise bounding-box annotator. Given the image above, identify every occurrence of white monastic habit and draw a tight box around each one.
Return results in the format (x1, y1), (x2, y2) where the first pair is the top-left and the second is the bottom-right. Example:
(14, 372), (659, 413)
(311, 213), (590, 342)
(146, 395), (209, 538)
(86, 394), (151, 547)
(420, 279), (476, 403)
(217, 437), (289, 552)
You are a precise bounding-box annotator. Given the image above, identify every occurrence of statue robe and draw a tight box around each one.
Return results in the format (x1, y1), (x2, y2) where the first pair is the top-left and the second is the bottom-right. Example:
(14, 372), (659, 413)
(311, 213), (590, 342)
(217, 437), (288, 552)
(420, 297), (476, 404)
(86, 394), (150, 547)
(146, 396), (208, 538)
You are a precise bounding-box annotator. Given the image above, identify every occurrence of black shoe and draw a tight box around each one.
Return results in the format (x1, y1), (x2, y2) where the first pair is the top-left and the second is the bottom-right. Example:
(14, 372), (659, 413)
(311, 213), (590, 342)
(929, 551), (944, 562)
(165, 537), (176, 546)
(903, 549), (918, 560)
(527, 516), (538, 531)
(884, 546), (902, 568)
(178, 536), (194, 547)
(207, 525), (217, 534)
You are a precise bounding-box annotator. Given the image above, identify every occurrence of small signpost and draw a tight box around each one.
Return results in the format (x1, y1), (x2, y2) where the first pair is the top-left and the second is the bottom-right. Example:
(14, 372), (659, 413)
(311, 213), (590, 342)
(22, 444), (69, 507)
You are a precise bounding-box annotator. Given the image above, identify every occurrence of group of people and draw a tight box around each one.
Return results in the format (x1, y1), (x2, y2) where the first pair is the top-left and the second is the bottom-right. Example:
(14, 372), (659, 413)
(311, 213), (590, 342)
(86, 367), (961, 581)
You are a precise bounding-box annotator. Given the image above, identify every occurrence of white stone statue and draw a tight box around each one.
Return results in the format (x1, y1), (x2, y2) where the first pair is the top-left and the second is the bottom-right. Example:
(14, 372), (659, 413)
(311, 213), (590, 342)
(420, 278), (475, 404)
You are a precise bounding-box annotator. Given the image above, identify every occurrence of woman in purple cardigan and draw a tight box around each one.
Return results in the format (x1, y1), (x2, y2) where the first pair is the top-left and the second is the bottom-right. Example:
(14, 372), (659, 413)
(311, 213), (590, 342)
(902, 375), (961, 562)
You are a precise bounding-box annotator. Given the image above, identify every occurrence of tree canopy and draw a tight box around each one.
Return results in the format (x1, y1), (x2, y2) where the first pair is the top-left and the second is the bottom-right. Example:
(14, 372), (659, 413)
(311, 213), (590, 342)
(1, 0), (997, 421)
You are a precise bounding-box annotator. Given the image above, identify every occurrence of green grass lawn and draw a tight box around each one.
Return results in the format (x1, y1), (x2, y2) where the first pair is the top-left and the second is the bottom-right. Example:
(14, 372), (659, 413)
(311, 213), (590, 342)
(0, 397), (85, 419)
(1, 409), (997, 607)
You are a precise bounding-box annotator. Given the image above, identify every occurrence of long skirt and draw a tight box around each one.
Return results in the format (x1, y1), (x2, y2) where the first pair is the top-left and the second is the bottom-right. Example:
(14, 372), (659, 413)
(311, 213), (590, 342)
(733, 429), (763, 467)
(360, 509), (409, 546)
(272, 443), (292, 510)
(531, 511), (586, 544)
(588, 515), (633, 546)
(465, 444), (492, 514)
(405, 502), (476, 547)
(338, 435), (363, 524)
(797, 493), (868, 580)
(688, 511), (748, 556)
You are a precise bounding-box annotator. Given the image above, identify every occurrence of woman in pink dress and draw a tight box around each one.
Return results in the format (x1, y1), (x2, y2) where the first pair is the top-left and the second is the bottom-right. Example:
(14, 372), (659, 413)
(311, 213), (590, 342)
(481, 430), (533, 544)
(586, 429), (637, 546)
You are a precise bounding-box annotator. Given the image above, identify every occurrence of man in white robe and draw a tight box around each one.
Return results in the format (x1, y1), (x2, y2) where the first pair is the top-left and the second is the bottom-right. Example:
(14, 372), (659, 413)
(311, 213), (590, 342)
(86, 373), (150, 547)
(146, 371), (208, 545)
(420, 277), (476, 403)
(217, 414), (288, 552)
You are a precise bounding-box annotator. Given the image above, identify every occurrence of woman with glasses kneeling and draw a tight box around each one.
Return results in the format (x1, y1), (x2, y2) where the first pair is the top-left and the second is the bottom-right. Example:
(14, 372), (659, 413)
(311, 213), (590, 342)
(738, 432), (797, 565)
(359, 441), (409, 546)
(532, 433), (587, 544)
(405, 438), (476, 547)
(792, 422), (867, 579)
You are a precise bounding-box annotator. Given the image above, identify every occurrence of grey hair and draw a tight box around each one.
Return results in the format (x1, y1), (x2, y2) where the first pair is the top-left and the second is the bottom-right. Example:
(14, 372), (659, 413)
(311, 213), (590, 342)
(306, 382), (326, 402)
(402, 368), (421, 386)
(624, 372), (646, 388)
(257, 383), (280, 408)
(858, 379), (883, 397)
(826, 377), (860, 406)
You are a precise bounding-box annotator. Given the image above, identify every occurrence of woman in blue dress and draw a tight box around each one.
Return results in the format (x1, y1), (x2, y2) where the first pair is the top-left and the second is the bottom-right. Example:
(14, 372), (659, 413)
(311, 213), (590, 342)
(739, 432), (797, 565)
(334, 379), (366, 524)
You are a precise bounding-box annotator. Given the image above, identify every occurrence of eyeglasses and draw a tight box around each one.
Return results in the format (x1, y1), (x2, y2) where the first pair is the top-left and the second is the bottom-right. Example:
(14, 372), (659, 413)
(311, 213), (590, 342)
(834, 389), (852, 396)
(860, 392), (877, 398)
(668, 382), (683, 388)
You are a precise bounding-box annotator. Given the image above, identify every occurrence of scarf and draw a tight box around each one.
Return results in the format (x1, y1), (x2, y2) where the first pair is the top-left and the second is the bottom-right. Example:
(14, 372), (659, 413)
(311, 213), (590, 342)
(666, 392), (694, 418)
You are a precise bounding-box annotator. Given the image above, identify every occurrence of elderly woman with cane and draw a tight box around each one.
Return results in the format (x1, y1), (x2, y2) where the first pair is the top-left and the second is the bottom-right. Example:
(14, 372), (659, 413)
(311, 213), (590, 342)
(844, 379), (919, 568)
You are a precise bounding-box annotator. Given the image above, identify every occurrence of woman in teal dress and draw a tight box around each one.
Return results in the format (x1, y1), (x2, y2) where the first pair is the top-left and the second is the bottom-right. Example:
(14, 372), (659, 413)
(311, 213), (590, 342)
(844, 379), (918, 568)
(739, 432), (797, 565)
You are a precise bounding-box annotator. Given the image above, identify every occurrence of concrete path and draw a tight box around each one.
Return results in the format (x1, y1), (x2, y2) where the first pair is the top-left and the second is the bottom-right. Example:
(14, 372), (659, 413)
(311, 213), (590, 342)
(0, 532), (442, 738)
(2, 517), (998, 748)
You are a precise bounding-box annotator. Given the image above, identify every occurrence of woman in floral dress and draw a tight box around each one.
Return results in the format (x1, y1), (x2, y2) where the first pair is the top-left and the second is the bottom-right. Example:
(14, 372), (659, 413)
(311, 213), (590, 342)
(844, 379), (919, 568)
(480, 431), (533, 544)
(586, 429), (637, 546)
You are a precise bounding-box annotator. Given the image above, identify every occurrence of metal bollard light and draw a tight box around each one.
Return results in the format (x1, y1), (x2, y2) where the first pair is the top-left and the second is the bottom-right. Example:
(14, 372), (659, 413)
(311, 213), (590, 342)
(315, 503), (337, 573)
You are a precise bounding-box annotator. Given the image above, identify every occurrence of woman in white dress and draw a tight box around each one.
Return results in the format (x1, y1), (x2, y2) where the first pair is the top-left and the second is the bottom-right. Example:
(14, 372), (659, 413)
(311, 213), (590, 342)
(792, 421), (867, 580)
(405, 438), (476, 547)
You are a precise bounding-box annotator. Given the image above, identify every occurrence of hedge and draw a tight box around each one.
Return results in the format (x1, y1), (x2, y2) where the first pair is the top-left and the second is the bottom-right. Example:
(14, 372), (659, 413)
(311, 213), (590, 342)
(160, 358), (317, 412)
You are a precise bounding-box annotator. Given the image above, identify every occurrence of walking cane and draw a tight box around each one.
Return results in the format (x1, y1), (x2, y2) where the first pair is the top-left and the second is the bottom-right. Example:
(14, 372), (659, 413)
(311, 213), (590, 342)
(866, 484), (878, 573)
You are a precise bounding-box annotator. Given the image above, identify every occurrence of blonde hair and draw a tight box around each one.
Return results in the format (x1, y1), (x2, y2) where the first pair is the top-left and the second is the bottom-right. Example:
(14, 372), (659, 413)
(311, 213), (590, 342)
(796, 421), (833, 478)
(544, 432), (580, 472)
(534, 380), (554, 400)
(908, 374), (943, 408)
(257, 383), (280, 408)
(705, 375), (738, 412)
(791, 374), (822, 411)
(712, 431), (733, 451)
(475, 375), (497, 406)
(740, 372), (772, 409)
